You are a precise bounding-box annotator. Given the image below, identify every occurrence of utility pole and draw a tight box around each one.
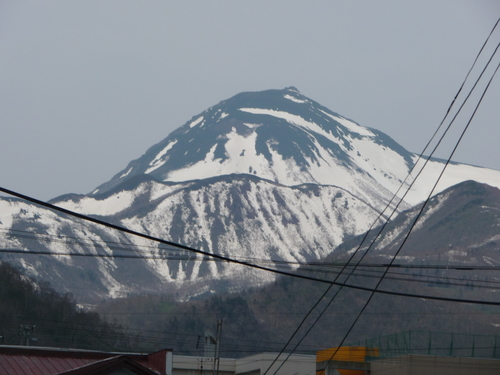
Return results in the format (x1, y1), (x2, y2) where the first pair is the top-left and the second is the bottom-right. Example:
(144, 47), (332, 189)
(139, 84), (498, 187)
(214, 319), (222, 375)
(19, 324), (36, 346)
(203, 319), (223, 375)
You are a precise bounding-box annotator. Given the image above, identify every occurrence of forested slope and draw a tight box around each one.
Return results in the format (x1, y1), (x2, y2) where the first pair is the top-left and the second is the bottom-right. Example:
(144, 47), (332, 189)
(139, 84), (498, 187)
(0, 262), (127, 350)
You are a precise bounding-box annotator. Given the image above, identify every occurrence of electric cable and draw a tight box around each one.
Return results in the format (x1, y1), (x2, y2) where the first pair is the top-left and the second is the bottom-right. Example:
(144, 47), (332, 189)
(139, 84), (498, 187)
(317, 59), (500, 375)
(4, 227), (500, 272)
(1, 245), (500, 305)
(267, 19), (500, 375)
(7, 244), (500, 272)
(0, 20), (497, 361)
(2, 37), (496, 300)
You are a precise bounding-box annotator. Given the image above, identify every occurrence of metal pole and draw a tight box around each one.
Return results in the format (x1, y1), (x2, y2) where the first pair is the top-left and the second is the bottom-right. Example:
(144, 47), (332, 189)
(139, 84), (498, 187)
(215, 319), (222, 375)
(19, 325), (35, 346)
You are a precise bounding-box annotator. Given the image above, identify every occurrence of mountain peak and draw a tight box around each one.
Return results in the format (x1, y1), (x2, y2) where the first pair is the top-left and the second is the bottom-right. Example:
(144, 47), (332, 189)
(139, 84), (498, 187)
(93, 89), (415, 209)
(284, 86), (300, 93)
(91, 88), (500, 209)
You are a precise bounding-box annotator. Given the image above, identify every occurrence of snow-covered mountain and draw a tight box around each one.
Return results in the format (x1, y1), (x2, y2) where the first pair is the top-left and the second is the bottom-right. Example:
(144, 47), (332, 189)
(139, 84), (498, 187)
(93, 87), (414, 211)
(1, 87), (500, 302)
(93, 87), (500, 207)
(0, 174), (383, 301)
(329, 180), (500, 276)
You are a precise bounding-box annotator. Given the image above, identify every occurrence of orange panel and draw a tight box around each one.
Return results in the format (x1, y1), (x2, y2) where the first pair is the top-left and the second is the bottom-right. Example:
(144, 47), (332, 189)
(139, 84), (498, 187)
(317, 346), (379, 375)
(317, 347), (367, 363)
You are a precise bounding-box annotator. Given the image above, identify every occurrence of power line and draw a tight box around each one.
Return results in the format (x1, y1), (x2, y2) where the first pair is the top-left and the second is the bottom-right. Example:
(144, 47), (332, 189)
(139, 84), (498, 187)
(317, 45), (500, 375)
(1, 245), (500, 305)
(3, 223), (500, 271)
(268, 18), (500, 375)
(5, 243), (500, 272)
(7, 245), (500, 302)
(6, 240), (500, 291)
(96, 310), (500, 316)
(0, 27), (497, 365)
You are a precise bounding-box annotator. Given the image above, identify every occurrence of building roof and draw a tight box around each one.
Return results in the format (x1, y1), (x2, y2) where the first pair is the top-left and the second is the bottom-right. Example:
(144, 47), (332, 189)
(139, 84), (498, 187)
(0, 345), (171, 375)
(58, 355), (160, 375)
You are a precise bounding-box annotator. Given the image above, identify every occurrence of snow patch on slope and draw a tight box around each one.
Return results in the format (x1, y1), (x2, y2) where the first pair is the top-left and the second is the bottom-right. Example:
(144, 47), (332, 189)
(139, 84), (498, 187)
(347, 136), (410, 198)
(319, 109), (374, 137)
(189, 116), (204, 128)
(284, 94), (307, 103)
(146, 140), (178, 174)
(375, 211), (419, 250)
(0, 200), (17, 229)
(413, 190), (450, 232)
(404, 157), (500, 206)
(56, 191), (137, 216)
(239, 108), (340, 144)
(119, 167), (133, 179)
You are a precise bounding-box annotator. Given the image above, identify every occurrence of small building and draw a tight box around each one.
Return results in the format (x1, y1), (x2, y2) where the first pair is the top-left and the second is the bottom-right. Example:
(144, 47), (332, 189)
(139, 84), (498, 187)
(173, 352), (316, 375)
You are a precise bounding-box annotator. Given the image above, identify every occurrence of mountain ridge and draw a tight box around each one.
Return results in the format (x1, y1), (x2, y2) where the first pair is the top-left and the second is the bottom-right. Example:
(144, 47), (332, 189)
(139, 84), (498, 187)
(328, 179), (500, 272)
(1, 88), (500, 302)
(91, 87), (500, 208)
(91, 88), (415, 209)
(95, 180), (500, 354)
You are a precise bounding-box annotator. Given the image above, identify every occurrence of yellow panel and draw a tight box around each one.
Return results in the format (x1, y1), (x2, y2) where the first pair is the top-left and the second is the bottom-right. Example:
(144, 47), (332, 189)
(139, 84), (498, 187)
(316, 347), (368, 363)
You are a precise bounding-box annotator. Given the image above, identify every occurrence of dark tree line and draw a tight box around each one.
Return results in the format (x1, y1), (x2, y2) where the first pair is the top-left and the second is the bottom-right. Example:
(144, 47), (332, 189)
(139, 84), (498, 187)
(0, 261), (128, 350)
(97, 264), (500, 357)
(2, 259), (499, 357)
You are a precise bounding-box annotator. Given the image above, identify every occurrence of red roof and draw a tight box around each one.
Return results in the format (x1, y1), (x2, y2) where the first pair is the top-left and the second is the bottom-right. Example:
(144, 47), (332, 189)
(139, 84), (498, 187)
(58, 355), (159, 375)
(0, 346), (171, 375)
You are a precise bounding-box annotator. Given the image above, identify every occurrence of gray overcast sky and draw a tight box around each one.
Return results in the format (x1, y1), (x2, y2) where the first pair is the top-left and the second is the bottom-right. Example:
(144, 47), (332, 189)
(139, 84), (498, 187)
(1, 1), (499, 201)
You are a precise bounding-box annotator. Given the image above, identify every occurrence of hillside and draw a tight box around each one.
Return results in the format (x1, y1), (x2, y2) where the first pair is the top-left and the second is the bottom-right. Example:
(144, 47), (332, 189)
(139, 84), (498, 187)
(0, 262), (127, 350)
(329, 180), (500, 273)
(95, 181), (500, 356)
(96, 257), (500, 357)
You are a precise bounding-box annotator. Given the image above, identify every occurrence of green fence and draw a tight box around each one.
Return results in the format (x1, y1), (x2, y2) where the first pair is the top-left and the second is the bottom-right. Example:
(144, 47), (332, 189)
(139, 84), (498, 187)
(350, 331), (500, 359)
